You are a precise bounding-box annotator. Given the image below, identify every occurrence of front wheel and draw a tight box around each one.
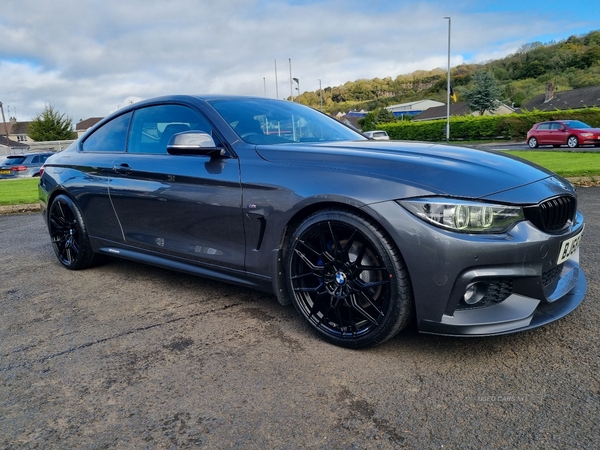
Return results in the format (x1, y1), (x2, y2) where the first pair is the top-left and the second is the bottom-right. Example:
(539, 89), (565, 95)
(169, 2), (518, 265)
(527, 137), (538, 148)
(567, 136), (579, 148)
(48, 194), (97, 270)
(285, 209), (413, 348)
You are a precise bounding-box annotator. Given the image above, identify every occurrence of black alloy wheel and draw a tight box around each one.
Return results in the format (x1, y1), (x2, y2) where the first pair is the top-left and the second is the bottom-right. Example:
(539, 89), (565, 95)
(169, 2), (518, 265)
(48, 194), (96, 270)
(286, 209), (412, 348)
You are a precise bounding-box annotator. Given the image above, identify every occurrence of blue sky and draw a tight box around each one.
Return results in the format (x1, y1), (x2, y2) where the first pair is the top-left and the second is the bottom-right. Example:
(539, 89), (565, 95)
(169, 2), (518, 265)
(0, 0), (597, 122)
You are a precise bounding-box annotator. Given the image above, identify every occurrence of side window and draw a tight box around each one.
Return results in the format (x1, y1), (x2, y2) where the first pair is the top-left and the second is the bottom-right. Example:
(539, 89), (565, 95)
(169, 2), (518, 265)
(127, 104), (214, 154)
(550, 123), (562, 130)
(30, 156), (40, 163)
(82, 112), (132, 152)
(537, 123), (550, 130)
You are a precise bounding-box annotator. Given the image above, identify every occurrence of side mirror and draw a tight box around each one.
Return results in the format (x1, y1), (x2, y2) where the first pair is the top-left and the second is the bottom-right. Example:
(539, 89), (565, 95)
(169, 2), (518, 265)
(167, 131), (226, 156)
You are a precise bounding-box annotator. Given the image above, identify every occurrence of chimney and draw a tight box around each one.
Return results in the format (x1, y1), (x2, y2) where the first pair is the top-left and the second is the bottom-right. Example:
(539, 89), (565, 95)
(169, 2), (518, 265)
(544, 82), (555, 103)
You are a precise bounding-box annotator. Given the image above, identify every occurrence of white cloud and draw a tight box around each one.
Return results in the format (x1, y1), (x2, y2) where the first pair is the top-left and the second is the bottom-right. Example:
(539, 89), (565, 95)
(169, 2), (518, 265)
(0, 0), (595, 122)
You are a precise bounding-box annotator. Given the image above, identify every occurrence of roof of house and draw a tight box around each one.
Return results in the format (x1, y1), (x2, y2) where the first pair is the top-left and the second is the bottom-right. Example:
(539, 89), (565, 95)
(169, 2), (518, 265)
(76, 117), (103, 131)
(521, 85), (600, 111)
(0, 120), (30, 135)
(412, 102), (471, 121)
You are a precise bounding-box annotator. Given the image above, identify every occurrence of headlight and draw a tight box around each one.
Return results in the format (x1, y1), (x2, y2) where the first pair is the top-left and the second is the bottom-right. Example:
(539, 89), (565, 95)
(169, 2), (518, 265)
(399, 198), (525, 233)
(579, 133), (593, 137)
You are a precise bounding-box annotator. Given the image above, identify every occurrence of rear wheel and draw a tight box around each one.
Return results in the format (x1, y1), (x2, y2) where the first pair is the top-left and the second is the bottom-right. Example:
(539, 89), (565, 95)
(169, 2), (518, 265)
(286, 209), (412, 348)
(567, 136), (579, 148)
(48, 194), (96, 270)
(527, 137), (538, 148)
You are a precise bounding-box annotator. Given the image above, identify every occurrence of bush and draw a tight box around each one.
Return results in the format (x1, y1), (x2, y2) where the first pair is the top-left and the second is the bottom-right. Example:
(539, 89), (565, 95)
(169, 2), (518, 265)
(377, 107), (600, 141)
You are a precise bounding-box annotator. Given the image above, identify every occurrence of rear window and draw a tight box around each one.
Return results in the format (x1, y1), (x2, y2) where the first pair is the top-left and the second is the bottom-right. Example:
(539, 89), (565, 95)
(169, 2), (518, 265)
(3, 156), (26, 165)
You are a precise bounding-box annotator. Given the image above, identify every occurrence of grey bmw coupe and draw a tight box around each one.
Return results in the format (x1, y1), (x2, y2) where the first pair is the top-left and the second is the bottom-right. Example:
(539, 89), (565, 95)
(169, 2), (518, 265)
(39, 95), (586, 348)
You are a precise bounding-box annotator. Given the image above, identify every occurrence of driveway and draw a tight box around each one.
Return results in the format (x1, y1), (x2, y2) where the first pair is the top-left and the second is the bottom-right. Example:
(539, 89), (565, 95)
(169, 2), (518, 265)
(1, 188), (599, 449)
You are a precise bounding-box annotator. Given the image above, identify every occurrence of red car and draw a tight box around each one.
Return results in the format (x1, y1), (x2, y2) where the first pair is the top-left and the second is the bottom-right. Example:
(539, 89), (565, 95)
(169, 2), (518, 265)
(527, 120), (600, 149)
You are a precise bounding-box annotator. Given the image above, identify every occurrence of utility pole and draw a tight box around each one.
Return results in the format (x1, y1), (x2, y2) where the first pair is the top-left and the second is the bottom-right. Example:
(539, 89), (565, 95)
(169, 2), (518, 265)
(0, 102), (11, 151)
(444, 16), (451, 143)
(289, 58), (294, 101)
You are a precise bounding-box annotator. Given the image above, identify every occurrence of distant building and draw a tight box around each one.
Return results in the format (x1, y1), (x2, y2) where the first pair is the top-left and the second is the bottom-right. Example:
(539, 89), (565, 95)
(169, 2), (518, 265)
(386, 100), (445, 118)
(413, 101), (515, 121)
(521, 84), (600, 111)
(76, 117), (103, 137)
(0, 118), (33, 145)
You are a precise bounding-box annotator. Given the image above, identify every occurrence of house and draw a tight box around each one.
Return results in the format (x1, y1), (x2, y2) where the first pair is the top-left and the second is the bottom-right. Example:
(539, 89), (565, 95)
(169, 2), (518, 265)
(0, 135), (30, 154)
(413, 101), (516, 121)
(521, 84), (600, 111)
(386, 100), (445, 118)
(0, 118), (33, 145)
(76, 117), (103, 137)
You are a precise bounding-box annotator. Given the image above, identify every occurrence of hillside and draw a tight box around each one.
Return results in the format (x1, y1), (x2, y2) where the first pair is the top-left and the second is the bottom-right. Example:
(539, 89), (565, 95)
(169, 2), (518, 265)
(296, 29), (600, 114)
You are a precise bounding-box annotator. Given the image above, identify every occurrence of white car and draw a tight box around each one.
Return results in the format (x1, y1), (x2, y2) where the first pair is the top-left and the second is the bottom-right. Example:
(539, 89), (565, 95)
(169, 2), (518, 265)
(363, 130), (390, 140)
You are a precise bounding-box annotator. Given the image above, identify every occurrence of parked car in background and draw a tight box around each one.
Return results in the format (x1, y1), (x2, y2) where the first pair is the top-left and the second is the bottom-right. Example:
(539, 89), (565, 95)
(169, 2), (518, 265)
(0, 152), (54, 179)
(39, 95), (586, 348)
(527, 120), (600, 149)
(363, 130), (390, 140)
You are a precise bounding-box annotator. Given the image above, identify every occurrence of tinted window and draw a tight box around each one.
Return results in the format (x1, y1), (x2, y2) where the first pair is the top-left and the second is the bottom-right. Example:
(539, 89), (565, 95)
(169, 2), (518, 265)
(30, 155), (40, 163)
(82, 112), (133, 152)
(4, 156), (26, 165)
(127, 104), (214, 154)
(537, 123), (551, 130)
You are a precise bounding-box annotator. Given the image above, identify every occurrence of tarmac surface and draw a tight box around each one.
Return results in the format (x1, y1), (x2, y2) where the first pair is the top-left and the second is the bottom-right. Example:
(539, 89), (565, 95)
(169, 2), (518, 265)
(0, 188), (598, 449)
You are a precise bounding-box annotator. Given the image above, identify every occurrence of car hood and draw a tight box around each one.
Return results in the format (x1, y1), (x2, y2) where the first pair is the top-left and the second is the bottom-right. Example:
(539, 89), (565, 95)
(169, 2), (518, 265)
(254, 141), (557, 199)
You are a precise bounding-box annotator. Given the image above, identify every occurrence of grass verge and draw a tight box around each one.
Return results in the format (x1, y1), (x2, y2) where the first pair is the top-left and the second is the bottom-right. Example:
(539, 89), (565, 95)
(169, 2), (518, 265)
(0, 178), (40, 206)
(503, 151), (600, 178)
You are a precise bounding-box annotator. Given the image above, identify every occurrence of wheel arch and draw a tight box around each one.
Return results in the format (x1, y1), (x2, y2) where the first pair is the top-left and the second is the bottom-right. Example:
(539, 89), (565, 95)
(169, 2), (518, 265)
(272, 200), (410, 306)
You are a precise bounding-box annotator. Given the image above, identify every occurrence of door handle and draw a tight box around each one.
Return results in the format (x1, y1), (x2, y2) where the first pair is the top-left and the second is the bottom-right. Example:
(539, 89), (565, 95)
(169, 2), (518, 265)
(113, 163), (133, 175)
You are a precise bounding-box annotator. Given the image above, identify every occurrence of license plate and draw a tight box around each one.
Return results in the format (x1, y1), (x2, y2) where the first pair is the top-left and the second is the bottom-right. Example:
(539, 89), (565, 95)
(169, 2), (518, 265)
(557, 226), (584, 264)
(0, 169), (10, 174)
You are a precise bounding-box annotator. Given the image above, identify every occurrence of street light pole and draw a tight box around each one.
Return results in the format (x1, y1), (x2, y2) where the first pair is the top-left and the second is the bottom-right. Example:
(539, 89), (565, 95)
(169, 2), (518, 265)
(444, 16), (451, 143)
(274, 59), (279, 99)
(289, 58), (293, 101)
(318, 79), (323, 110)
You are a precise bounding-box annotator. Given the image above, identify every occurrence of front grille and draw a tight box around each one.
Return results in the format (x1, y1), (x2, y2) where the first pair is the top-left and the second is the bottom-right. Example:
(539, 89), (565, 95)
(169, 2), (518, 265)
(524, 195), (576, 233)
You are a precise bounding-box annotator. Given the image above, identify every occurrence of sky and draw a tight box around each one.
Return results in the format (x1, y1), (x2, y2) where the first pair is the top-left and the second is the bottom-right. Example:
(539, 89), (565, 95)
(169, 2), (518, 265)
(0, 0), (597, 124)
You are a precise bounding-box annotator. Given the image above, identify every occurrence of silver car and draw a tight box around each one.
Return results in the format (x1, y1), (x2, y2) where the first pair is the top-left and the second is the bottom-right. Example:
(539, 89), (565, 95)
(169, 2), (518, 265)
(0, 152), (53, 179)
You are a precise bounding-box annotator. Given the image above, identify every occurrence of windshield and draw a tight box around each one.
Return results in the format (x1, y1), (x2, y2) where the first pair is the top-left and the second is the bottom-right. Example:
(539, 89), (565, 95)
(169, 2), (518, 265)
(208, 98), (366, 145)
(563, 120), (591, 129)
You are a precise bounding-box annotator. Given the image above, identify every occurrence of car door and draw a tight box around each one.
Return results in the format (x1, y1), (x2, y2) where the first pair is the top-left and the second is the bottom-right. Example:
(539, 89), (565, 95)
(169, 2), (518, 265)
(108, 103), (245, 270)
(535, 123), (551, 144)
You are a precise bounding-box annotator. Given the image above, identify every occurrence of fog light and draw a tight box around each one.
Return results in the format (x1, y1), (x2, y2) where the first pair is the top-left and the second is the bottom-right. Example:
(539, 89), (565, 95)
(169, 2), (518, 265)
(463, 282), (488, 305)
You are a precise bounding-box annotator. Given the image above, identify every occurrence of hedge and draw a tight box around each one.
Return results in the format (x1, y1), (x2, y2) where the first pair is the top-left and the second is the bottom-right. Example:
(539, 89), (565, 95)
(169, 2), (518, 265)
(378, 107), (600, 142)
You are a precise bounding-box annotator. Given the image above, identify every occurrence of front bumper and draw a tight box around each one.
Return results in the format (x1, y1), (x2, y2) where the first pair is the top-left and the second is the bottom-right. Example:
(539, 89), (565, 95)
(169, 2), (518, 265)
(367, 201), (587, 337)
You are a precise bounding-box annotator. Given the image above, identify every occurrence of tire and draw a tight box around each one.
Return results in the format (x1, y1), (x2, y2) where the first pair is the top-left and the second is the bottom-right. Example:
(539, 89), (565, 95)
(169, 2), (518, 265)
(285, 209), (412, 348)
(48, 194), (97, 270)
(527, 137), (538, 148)
(567, 136), (579, 148)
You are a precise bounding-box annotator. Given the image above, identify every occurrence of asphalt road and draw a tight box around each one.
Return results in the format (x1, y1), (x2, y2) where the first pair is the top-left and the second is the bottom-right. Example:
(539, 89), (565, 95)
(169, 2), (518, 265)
(1, 188), (599, 449)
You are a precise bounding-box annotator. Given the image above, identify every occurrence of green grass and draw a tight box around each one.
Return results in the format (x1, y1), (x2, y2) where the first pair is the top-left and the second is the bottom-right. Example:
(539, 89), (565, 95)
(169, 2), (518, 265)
(504, 151), (600, 178)
(0, 178), (40, 205)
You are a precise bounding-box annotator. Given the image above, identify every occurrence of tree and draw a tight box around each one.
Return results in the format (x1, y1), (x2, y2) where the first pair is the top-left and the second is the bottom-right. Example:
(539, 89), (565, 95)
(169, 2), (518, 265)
(465, 70), (504, 115)
(28, 105), (77, 141)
